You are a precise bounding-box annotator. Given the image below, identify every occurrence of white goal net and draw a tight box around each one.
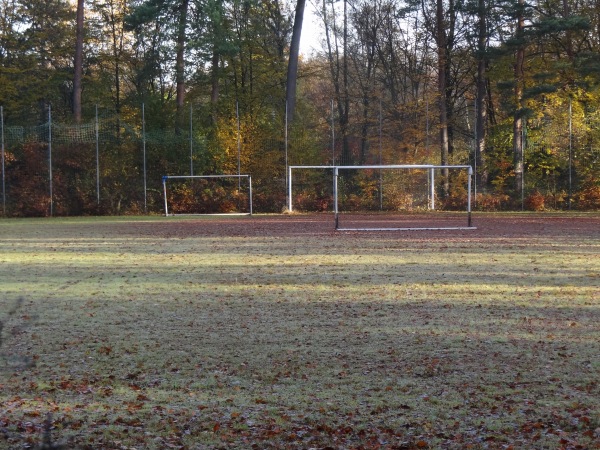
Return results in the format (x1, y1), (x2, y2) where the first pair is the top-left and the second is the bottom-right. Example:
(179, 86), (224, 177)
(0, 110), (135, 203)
(162, 175), (252, 216)
(332, 165), (474, 230)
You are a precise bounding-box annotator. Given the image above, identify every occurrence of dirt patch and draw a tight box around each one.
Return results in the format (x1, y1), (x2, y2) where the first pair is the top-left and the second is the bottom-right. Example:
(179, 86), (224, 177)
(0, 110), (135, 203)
(116, 212), (600, 240)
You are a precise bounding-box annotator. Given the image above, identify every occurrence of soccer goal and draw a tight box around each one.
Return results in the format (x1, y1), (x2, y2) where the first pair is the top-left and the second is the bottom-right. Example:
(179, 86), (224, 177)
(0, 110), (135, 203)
(333, 165), (475, 231)
(162, 175), (252, 216)
(287, 165), (335, 213)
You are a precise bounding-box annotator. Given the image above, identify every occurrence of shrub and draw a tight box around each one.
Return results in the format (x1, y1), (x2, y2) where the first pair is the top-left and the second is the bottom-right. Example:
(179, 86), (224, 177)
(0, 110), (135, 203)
(575, 185), (600, 210)
(524, 191), (545, 211)
(474, 193), (511, 211)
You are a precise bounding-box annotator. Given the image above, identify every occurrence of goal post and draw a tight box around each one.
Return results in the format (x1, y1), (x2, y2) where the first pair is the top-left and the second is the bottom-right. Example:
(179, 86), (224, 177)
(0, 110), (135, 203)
(287, 165), (335, 212)
(162, 174), (252, 216)
(333, 164), (475, 231)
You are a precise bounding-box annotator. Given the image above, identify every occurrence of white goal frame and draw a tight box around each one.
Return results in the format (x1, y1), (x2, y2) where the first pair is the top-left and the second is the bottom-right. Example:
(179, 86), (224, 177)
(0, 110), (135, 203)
(162, 174), (252, 216)
(332, 164), (475, 231)
(287, 165), (335, 212)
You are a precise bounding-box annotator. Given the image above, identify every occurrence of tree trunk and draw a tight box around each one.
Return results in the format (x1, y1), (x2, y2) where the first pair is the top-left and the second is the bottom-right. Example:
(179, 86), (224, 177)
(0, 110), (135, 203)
(73, 0), (84, 123)
(175, 0), (190, 131)
(436, 0), (449, 196)
(323, 0), (350, 164)
(210, 49), (220, 125)
(513, 0), (525, 196)
(475, 0), (488, 188)
(285, 0), (305, 124)
(341, 0), (350, 165)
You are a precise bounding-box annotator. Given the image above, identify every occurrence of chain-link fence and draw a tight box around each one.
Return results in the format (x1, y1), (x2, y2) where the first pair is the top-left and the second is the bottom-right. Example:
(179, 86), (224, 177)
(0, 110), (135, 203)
(1, 106), (210, 216)
(1, 103), (598, 217)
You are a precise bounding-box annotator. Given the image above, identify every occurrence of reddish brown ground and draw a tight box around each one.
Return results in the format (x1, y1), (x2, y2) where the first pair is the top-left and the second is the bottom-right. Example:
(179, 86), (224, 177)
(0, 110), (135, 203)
(119, 213), (600, 240)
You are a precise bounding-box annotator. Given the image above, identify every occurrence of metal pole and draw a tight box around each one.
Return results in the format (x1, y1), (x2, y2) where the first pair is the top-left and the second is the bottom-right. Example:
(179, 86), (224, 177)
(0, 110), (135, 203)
(331, 99), (335, 165)
(468, 166), (473, 227)
(237, 102), (241, 191)
(288, 166), (293, 212)
(95, 105), (100, 206)
(521, 121), (525, 211)
(334, 167), (339, 230)
(473, 101), (477, 207)
(285, 100), (289, 209)
(425, 98), (429, 152)
(568, 98), (572, 210)
(190, 104), (194, 176)
(48, 105), (53, 217)
(162, 176), (169, 216)
(248, 175), (253, 215)
(142, 103), (147, 213)
(331, 99), (335, 206)
(379, 99), (383, 210)
(430, 168), (435, 210)
(1, 105), (5, 216)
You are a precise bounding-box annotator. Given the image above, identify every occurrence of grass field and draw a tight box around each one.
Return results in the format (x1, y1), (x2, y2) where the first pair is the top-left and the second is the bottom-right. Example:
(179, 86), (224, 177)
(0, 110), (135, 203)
(1, 213), (599, 449)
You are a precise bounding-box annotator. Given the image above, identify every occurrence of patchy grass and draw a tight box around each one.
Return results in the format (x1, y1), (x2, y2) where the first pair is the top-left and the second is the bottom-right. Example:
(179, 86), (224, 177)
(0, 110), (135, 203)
(0, 214), (599, 449)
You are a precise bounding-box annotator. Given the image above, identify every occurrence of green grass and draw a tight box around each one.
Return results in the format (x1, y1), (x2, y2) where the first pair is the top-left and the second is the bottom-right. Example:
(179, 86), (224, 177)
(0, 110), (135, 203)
(0, 215), (599, 449)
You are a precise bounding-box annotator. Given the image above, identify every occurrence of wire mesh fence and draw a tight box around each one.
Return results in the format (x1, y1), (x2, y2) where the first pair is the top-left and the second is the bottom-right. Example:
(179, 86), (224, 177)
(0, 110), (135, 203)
(1, 103), (598, 217)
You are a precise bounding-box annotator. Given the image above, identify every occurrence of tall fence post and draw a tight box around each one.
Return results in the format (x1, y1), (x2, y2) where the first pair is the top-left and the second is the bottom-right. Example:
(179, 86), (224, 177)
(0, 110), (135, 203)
(331, 99), (335, 202)
(236, 102), (241, 193)
(189, 104), (194, 176)
(1, 105), (5, 216)
(285, 100), (289, 209)
(96, 105), (100, 206)
(568, 98), (573, 210)
(142, 103), (147, 213)
(379, 99), (383, 210)
(521, 121), (526, 211)
(48, 105), (53, 217)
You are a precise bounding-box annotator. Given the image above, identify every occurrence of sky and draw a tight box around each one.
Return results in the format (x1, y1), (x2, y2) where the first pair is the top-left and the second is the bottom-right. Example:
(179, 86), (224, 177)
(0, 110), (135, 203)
(298, 2), (323, 56)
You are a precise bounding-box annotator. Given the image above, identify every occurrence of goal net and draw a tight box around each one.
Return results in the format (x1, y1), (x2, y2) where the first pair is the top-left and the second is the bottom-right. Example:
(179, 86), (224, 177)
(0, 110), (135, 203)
(332, 165), (475, 230)
(287, 165), (335, 213)
(162, 175), (252, 216)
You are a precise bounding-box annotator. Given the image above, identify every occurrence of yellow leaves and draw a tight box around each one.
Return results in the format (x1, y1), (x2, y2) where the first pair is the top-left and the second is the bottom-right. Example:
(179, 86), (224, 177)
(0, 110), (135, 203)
(213, 114), (282, 178)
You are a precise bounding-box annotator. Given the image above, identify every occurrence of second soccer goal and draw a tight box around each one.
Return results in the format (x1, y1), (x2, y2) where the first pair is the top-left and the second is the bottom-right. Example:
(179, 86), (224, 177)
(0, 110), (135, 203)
(162, 175), (253, 216)
(332, 164), (475, 231)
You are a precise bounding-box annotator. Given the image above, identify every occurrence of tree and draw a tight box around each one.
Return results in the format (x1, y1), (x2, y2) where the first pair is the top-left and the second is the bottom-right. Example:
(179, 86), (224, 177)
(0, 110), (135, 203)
(73, 0), (84, 122)
(436, 0), (451, 195)
(285, 0), (305, 123)
(91, 0), (131, 115)
(512, 0), (525, 196)
(126, 0), (192, 127)
(474, 0), (489, 188)
(412, 0), (463, 194)
(491, 0), (590, 199)
(349, 1), (381, 164)
(174, 0), (189, 128)
(18, 0), (75, 120)
(322, 0), (351, 164)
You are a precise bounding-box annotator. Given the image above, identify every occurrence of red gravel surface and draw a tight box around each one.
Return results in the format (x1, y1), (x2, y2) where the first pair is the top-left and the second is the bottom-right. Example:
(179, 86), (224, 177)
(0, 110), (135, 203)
(117, 212), (600, 240)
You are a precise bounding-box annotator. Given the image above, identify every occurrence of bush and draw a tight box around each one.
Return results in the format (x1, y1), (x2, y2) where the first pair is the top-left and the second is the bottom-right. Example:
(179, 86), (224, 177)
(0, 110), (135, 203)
(292, 192), (330, 212)
(524, 191), (545, 211)
(475, 193), (511, 211)
(575, 185), (600, 210)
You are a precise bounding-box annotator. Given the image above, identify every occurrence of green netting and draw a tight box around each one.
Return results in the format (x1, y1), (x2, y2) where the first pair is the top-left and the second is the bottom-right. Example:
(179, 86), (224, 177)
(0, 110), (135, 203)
(4, 124), (49, 145)
(2, 117), (206, 148)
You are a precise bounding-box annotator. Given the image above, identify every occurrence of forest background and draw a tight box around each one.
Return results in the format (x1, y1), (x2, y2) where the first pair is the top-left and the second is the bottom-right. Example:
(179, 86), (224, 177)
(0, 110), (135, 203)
(1, 0), (600, 216)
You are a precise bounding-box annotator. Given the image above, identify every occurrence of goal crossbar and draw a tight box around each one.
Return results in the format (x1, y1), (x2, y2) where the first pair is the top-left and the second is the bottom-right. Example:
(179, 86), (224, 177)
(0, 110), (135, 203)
(162, 174), (252, 216)
(332, 164), (475, 231)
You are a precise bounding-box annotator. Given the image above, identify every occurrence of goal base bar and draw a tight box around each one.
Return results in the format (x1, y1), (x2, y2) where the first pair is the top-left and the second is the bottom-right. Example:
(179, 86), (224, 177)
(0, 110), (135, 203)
(166, 213), (252, 217)
(336, 226), (477, 231)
